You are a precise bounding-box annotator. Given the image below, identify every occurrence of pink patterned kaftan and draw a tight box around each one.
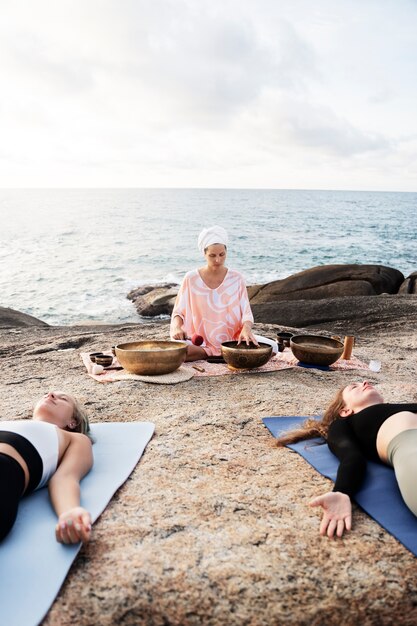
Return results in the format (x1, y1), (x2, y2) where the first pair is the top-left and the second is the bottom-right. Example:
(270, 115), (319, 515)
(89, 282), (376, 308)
(170, 269), (254, 356)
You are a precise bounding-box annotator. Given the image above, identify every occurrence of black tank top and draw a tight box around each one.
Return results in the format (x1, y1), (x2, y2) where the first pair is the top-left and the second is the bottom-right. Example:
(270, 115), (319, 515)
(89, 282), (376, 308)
(327, 403), (417, 497)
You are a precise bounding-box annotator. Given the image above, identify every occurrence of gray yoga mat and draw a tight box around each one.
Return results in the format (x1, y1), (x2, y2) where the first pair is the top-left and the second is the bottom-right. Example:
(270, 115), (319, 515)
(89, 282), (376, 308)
(0, 421), (155, 626)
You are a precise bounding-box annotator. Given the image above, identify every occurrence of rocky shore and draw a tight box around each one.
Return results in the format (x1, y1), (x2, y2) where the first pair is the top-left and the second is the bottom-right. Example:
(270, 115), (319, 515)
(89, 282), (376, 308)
(1, 289), (417, 625)
(127, 264), (417, 329)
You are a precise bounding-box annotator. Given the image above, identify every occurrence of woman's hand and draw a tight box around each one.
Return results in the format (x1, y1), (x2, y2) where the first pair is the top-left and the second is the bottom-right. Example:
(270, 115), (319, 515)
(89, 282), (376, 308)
(171, 316), (186, 340)
(172, 326), (186, 340)
(55, 507), (92, 544)
(238, 323), (258, 346)
(309, 491), (352, 538)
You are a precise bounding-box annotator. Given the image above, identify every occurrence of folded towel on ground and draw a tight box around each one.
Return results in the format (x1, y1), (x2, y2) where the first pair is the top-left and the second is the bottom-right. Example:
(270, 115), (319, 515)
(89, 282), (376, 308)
(185, 350), (370, 377)
(279, 350), (371, 372)
(81, 352), (194, 384)
(0, 422), (155, 626)
(263, 416), (417, 556)
(81, 351), (293, 379)
(183, 355), (294, 376)
(81, 350), (370, 380)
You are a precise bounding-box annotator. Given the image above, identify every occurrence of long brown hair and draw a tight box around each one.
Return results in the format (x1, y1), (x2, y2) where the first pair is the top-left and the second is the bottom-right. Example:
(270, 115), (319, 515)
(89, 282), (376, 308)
(276, 387), (346, 447)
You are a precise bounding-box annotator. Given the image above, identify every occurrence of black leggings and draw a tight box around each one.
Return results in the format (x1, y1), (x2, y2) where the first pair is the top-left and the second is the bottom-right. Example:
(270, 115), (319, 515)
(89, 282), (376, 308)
(0, 453), (25, 542)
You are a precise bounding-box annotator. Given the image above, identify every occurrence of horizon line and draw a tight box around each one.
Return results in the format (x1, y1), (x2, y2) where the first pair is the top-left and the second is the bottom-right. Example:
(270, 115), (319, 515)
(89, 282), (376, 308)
(0, 186), (416, 194)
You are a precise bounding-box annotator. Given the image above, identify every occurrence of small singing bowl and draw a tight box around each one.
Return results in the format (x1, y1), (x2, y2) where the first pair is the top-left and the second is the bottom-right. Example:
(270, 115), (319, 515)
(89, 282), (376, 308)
(221, 341), (273, 370)
(290, 335), (344, 366)
(95, 354), (114, 368)
(90, 352), (105, 363)
(277, 332), (294, 350)
(115, 341), (187, 375)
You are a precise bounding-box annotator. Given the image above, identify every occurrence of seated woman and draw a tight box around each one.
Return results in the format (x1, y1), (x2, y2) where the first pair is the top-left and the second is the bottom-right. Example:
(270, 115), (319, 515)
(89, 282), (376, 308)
(0, 391), (93, 544)
(276, 381), (417, 538)
(170, 225), (278, 361)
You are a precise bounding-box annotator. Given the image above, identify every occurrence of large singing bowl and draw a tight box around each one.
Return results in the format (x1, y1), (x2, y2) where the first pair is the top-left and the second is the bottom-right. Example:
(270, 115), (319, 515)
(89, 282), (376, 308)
(221, 341), (273, 369)
(115, 341), (187, 375)
(290, 335), (344, 366)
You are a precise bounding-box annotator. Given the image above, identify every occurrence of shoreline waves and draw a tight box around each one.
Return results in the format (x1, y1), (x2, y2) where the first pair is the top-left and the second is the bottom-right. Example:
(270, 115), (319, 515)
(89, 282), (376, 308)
(0, 188), (416, 325)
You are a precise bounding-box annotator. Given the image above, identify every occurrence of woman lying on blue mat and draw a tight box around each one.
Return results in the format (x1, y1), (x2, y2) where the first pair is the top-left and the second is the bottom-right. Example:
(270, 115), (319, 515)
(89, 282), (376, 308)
(0, 391), (93, 544)
(276, 381), (417, 538)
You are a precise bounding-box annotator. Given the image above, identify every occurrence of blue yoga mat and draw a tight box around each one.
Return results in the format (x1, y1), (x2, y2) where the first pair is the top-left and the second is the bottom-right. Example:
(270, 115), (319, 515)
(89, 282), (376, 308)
(296, 362), (330, 371)
(263, 416), (417, 555)
(0, 422), (155, 626)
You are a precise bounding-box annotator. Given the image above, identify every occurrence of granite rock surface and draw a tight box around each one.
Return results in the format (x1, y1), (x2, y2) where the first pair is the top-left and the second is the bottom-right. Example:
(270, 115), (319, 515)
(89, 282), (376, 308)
(1, 315), (417, 625)
(127, 264), (412, 322)
(127, 284), (179, 317)
(0, 306), (49, 328)
(251, 294), (417, 332)
(399, 271), (417, 295)
(248, 264), (405, 303)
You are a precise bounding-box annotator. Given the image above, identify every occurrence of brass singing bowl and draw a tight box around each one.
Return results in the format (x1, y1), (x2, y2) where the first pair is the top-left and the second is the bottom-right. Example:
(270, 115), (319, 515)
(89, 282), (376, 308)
(221, 341), (273, 370)
(115, 341), (187, 375)
(95, 354), (114, 367)
(290, 335), (344, 366)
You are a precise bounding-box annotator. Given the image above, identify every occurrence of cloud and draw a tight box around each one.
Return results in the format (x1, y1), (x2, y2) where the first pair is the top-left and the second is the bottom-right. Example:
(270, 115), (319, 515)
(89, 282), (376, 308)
(111, 7), (320, 127)
(0, 0), (415, 189)
(281, 101), (391, 157)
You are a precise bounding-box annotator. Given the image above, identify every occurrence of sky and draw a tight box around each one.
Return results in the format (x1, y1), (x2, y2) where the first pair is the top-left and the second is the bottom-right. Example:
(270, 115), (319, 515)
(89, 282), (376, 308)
(0, 0), (416, 191)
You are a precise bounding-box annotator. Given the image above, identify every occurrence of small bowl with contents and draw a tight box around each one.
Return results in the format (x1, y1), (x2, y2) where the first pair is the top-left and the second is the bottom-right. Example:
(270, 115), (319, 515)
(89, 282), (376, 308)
(221, 341), (273, 370)
(115, 341), (187, 375)
(290, 335), (344, 366)
(94, 354), (114, 368)
(277, 332), (294, 351)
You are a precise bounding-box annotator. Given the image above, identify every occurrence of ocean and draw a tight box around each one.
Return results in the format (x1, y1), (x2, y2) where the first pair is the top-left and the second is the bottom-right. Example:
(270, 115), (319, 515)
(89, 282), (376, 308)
(0, 188), (415, 326)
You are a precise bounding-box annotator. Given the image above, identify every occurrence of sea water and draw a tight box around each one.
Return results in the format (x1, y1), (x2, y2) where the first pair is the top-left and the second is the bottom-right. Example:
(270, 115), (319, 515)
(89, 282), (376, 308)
(0, 188), (415, 325)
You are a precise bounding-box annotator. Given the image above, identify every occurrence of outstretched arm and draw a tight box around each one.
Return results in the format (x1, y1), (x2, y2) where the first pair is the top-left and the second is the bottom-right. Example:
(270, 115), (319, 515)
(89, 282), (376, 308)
(309, 492), (352, 538)
(48, 434), (93, 544)
(309, 419), (366, 538)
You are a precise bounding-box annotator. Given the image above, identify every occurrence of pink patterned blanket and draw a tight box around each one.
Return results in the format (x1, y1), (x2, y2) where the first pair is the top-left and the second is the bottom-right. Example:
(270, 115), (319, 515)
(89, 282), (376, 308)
(81, 349), (371, 382)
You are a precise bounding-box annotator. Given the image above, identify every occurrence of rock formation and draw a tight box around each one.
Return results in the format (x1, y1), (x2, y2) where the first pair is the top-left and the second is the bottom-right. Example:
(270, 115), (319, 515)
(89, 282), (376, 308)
(127, 265), (414, 329)
(399, 271), (417, 295)
(251, 294), (417, 333)
(248, 264), (404, 303)
(0, 306), (49, 329)
(127, 283), (178, 317)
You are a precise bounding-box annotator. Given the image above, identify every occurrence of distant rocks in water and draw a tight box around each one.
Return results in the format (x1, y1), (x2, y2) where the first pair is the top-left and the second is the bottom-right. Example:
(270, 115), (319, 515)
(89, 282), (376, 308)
(251, 294), (417, 333)
(250, 264), (414, 331)
(248, 264), (404, 303)
(127, 264), (416, 330)
(0, 307), (49, 328)
(127, 283), (179, 317)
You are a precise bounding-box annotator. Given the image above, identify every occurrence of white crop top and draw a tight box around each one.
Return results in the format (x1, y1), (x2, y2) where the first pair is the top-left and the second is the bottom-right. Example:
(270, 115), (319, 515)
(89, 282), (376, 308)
(0, 420), (59, 488)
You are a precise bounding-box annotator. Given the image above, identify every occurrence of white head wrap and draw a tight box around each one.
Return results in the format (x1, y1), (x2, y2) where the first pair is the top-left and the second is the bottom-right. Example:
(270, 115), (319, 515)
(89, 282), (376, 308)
(198, 226), (229, 253)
